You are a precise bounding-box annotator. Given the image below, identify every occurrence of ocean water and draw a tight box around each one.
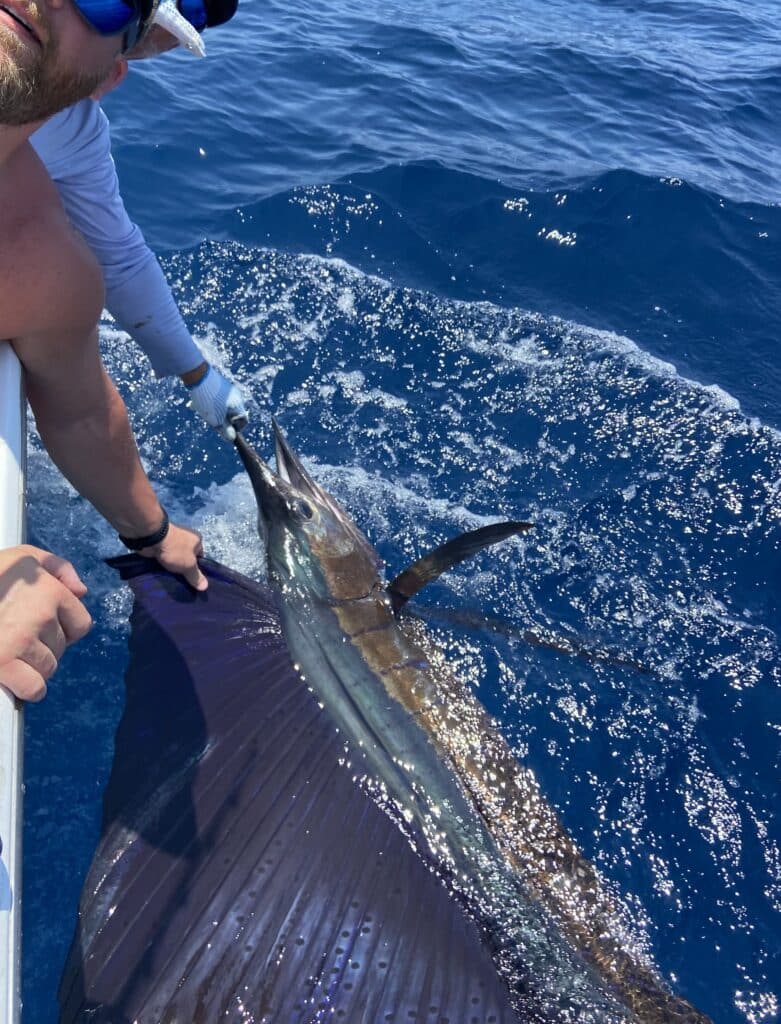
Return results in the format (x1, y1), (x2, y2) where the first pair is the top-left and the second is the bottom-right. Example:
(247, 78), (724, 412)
(22, 1), (780, 1021)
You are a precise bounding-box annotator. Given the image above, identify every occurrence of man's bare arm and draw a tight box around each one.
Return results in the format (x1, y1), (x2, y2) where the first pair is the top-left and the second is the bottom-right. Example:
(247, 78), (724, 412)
(3, 145), (206, 589)
(21, 325), (164, 534)
(14, 323), (208, 590)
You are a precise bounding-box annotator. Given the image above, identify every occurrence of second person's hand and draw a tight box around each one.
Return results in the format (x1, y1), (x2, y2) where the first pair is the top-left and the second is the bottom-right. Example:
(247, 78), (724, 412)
(183, 362), (249, 441)
(0, 545), (93, 701)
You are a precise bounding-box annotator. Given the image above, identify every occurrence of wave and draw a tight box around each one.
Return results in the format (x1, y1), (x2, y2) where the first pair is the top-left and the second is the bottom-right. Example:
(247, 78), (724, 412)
(205, 164), (780, 429)
(114, 0), (781, 211)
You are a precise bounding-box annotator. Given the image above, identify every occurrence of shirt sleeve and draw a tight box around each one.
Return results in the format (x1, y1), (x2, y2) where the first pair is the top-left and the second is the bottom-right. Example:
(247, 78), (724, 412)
(30, 100), (204, 377)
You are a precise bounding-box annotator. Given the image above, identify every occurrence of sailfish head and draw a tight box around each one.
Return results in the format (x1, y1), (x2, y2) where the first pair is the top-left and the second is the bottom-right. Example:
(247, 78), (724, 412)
(235, 421), (383, 604)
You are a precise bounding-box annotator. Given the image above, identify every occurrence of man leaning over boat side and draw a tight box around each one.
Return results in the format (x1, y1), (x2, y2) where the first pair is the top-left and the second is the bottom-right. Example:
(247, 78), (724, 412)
(0, 0), (215, 703)
(30, 0), (250, 439)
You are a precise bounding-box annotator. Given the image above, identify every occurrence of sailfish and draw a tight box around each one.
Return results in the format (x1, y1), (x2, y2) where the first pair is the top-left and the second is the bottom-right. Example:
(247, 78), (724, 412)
(58, 421), (710, 1024)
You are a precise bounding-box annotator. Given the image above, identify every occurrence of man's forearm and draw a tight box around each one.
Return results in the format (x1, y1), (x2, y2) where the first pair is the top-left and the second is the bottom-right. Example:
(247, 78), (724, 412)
(24, 351), (164, 538)
(18, 330), (207, 591)
(107, 256), (206, 376)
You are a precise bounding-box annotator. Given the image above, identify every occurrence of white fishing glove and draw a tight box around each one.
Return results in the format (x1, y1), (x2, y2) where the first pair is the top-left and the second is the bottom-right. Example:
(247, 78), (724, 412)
(187, 365), (249, 441)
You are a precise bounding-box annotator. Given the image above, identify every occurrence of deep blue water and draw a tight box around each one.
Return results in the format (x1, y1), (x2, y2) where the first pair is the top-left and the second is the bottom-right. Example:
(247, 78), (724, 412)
(23, 1), (780, 1021)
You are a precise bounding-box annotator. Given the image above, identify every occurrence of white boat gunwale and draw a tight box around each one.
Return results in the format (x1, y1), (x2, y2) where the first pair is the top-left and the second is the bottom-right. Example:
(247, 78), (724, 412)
(0, 340), (25, 1024)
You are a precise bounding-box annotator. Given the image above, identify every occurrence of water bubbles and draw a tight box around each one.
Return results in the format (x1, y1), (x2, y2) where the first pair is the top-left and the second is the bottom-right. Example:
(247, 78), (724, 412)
(537, 227), (577, 246)
(734, 990), (779, 1024)
(503, 197), (529, 214)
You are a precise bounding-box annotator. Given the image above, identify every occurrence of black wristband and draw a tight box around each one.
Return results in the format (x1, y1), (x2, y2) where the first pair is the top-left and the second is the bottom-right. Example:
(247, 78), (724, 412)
(118, 508), (170, 551)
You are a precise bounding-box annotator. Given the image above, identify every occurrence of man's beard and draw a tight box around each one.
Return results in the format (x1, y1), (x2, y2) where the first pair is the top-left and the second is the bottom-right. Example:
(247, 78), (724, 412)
(0, 17), (114, 126)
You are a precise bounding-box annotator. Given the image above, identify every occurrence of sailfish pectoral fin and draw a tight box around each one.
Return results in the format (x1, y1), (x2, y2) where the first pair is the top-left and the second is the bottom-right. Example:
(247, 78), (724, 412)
(405, 604), (651, 675)
(387, 521), (533, 615)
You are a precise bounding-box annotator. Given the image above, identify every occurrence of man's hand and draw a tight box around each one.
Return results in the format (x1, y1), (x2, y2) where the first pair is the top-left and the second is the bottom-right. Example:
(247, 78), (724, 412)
(182, 363), (249, 441)
(141, 522), (208, 593)
(0, 545), (93, 702)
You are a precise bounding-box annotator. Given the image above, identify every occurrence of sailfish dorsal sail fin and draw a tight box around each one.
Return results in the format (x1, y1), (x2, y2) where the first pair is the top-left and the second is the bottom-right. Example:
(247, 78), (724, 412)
(387, 520), (533, 614)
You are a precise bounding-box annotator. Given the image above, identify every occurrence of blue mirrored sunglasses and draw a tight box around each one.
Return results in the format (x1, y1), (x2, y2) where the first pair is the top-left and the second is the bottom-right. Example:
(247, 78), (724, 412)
(72, 0), (208, 50)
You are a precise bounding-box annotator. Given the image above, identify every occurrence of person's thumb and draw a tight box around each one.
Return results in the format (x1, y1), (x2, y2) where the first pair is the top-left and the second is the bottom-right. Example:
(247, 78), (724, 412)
(38, 552), (88, 598)
(183, 562), (208, 592)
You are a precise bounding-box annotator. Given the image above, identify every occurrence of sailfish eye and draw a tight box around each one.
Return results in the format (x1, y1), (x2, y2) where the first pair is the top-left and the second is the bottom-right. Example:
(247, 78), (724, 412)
(292, 499), (313, 521)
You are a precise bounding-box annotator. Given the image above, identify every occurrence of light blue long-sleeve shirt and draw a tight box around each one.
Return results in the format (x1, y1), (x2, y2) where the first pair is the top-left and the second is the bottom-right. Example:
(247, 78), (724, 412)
(30, 99), (203, 377)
